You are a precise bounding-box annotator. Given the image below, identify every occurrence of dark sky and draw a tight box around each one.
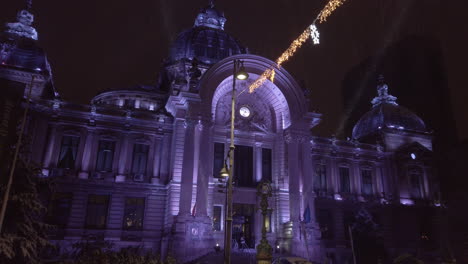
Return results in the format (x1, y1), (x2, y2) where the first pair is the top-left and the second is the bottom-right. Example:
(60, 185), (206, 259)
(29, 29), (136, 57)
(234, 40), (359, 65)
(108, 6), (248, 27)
(1, 0), (467, 141)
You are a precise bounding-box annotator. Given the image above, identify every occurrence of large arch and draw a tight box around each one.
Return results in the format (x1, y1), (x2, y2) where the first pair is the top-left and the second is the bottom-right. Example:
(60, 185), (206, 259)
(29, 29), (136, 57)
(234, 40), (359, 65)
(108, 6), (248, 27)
(198, 54), (310, 129)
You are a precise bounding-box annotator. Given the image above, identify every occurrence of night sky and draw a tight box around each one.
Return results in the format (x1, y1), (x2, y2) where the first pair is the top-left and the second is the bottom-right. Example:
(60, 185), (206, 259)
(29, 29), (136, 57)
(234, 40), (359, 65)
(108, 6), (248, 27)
(1, 0), (467, 141)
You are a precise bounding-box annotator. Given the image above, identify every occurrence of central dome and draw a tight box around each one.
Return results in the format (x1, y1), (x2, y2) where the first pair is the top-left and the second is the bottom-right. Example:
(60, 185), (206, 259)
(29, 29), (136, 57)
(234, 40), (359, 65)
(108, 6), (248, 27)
(168, 5), (247, 65)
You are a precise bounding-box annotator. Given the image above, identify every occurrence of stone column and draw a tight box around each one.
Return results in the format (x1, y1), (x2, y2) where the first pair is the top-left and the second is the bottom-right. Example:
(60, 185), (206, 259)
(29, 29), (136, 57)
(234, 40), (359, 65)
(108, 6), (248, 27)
(151, 137), (163, 184)
(375, 163), (384, 197)
(178, 120), (196, 216)
(78, 129), (95, 179)
(330, 157), (339, 194)
(116, 133), (130, 182)
(352, 161), (362, 197)
(159, 133), (171, 183)
(287, 136), (300, 224)
(195, 120), (211, 217)
(42, 123), (58, 176)
(301, 139), (316, 221)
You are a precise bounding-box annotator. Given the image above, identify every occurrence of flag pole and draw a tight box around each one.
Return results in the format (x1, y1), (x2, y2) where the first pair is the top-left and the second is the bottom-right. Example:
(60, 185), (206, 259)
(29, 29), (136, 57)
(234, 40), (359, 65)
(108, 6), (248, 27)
(0, 75), (35, 233)
(348, 225), (357, 264)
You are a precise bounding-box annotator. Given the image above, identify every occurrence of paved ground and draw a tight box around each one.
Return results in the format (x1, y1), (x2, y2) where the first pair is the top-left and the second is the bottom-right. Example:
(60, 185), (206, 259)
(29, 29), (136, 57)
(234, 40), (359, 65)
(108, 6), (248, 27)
(191, 249), (283, 264)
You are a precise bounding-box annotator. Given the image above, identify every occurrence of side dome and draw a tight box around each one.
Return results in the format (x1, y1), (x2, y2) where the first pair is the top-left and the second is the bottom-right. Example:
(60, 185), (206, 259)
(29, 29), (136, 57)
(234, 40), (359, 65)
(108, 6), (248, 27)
(92, 85), (167, 112)
(168, 5), (247, 65)
(1, 9), (49, 74)
(352, 76), (426, 140)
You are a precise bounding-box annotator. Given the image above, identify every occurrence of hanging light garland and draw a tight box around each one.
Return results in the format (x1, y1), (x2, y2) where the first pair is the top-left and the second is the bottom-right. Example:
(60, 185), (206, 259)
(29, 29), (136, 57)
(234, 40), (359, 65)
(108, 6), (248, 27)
(249, 0), (347, 93)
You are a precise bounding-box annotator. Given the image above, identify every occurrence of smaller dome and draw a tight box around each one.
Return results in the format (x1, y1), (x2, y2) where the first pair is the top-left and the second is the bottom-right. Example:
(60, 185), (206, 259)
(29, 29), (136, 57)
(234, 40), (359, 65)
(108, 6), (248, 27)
(0, 37), (49, 74)
(352, 76), (427, 140)
(1, 9), (49, 74)
(352, 104), (427, 140)
(92, 85), (167, 112)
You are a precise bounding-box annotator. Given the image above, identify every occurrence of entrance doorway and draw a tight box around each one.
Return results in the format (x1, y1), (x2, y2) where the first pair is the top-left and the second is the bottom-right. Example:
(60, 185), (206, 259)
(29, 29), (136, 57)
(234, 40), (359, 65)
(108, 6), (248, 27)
(232, 203), (255, 248)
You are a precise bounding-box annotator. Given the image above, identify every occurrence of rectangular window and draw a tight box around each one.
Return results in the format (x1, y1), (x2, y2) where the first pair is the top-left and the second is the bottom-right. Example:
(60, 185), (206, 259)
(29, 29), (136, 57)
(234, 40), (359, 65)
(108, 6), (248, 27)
(123, 197), (145, 230)
(361, 170), (373, 196)
(262, 148), (272, 182)
(339, 167), (351, 193)
(234, 145), (254, 187)
(314, 164), (327, 191)
(317, 209), (333, 239)
(213, 205), (222, 231)
(131, 144), (149, 175)
(95, 140), (115, 172)
(85, 194), (109, 229)
(46, 192), (73, 227)
(213, 143), (225, 178)
(57, 135), (80, 169)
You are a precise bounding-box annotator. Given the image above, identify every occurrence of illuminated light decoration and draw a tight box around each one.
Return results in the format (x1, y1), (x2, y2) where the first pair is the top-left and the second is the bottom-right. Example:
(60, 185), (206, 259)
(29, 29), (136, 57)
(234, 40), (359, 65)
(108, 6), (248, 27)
(269, 69), (276, 82)
(410, 153), (416, 160)
(248, 0), (348, 93)
(249, 28), (311, 92)
(317, 0), (347, 23)
(309, 24), (320, 44)
(334, 193), (343, 201)
(400, 198), (414, 206)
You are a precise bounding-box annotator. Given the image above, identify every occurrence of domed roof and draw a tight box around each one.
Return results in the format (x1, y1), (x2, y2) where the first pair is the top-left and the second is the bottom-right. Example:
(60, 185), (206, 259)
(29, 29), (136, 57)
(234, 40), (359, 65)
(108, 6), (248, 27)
(352, 76), (426, 140)
(168, 4), (247, 65)
(0, 37), (50, 74)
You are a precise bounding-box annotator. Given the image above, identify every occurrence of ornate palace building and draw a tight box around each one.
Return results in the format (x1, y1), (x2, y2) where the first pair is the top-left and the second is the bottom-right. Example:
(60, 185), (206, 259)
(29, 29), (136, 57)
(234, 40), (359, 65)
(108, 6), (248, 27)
(0, 2), (442, 263)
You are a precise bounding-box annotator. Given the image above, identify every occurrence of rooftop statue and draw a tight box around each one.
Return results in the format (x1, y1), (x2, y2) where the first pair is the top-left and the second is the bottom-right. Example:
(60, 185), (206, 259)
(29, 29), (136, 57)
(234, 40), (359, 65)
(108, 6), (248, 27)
(5, 10), (38, 40)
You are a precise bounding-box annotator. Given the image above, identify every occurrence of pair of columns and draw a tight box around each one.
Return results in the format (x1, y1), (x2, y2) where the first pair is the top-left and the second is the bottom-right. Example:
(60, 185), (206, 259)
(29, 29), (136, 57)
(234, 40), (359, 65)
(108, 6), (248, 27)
(178, 119), (211, 217)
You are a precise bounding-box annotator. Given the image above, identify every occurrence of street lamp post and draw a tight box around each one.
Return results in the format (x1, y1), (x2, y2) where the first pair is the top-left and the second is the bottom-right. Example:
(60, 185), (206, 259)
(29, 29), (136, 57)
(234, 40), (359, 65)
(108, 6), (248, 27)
(256, 180), (273, 264)
(221, 59), (248, 264)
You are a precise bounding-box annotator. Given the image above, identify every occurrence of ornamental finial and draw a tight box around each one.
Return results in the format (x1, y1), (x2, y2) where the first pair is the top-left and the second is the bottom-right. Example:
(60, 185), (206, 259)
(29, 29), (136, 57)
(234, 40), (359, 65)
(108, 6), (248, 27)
(26, 0), (33, 9)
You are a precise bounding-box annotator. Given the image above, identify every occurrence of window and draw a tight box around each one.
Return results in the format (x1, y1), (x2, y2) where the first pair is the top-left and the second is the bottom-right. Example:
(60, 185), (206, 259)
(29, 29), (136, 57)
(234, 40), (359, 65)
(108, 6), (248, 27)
(409, 168), (424, 198)
(361, 170), (373, 196)
(46, 192), (73, 227)
(85, 195), (109, 229)
(57, 135), (80, 169)
(314, 164), (327, 191)
(131, 144), (149, 175)
(317, 209), (333, 239)
(213, 205), (222, 231)
(262, 148), (272, 182)
(234, 145), (254, 187)
(123, 197), (145, 230)
(339, 167), (350, 193)
(213, 143), (225, 178)
(95, 140), (115, 172)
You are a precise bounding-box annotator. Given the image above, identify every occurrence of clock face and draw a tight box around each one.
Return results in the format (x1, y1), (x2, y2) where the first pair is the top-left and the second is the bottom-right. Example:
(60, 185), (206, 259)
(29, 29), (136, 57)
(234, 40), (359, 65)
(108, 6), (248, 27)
(239, 106), (251, 118)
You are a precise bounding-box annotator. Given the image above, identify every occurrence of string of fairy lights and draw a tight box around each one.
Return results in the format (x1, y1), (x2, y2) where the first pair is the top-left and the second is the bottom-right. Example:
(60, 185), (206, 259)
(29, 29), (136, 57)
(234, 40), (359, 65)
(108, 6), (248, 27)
(248, 0), (347, 93)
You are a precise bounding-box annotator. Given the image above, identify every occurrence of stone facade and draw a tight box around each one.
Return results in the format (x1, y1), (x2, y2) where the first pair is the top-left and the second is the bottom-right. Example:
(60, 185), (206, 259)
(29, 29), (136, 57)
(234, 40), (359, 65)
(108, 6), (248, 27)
(0, 3), (442, 263)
